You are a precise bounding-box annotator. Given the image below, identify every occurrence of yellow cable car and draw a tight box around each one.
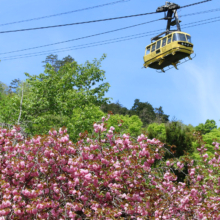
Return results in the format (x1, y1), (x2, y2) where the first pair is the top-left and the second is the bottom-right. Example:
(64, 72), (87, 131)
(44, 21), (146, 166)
(143, 2), (195, 72)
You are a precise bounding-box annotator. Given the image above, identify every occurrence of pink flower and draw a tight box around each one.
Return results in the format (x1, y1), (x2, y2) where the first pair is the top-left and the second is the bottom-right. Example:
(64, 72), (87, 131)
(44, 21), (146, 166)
(166, 161), (170, 166)
(203, 153), (208, 159)
(197, 175), (203, 181)
(110, 126), (115, 131)
(59, 128), (64, 135)
(36, 204), (44, 209)
(84, 173), (92, 181)
(20, 161), (25, 168)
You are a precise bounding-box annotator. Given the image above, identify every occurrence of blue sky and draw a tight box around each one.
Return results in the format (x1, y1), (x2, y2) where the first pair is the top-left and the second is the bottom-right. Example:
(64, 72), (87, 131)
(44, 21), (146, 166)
(0, 0), (219, 127)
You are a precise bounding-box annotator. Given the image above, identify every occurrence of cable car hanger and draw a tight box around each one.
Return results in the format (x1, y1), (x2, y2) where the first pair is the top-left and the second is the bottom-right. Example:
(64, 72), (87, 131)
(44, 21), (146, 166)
(143, 1), (196, 73)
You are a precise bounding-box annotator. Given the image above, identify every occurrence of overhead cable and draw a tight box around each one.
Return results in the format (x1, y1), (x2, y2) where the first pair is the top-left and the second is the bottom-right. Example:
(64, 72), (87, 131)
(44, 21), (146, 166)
(0, 30), (163, 59)
(180, 0), (212, 9)
(0, 18), (163, 55)
(180, 8), (220, 17)
(2, 16), (220, 61)
(0, 12), (159, 34)
(0, 6), (218, 55)
(0, 0), (213, 34)
(1, 33), (159, 61)
(0, 0), (131, 27)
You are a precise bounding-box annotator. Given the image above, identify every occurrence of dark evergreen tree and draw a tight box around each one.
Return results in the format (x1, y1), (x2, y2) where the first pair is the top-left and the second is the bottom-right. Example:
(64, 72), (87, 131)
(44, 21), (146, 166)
(154, 106), (169, 123)
(101, 99), (170, 127)
(130, 99), (156, 126)
(101, 100), (129, 115)
(164, 121), (194, 160)
(9, 78), (21, 93)
(42, 54), (75, 72)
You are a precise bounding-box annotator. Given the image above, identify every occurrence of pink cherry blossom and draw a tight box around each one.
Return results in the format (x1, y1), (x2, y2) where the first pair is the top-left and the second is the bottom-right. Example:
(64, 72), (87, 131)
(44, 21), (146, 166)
(0, 116), (219, 219)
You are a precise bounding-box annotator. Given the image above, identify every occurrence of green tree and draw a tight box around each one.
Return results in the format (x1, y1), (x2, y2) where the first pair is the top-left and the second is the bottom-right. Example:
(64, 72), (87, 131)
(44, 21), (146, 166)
(9, 78), (21, 93)
(147, 123), (166, 142)
(0, 81), (18, 125)
(202, 128), (220, 155)
(192, 128), (220, 162)
(130, 99), (156, 126)
(164, 121), (195, 159)
(0, 94), (18, 125)
(69, 103), (105, 141)
(15, 55), (110, 138)
(106, 114), (143, 138)
(101, 100), (129, 115)
(154, 106), (169, 123)
(195, 119), (217, 135)
(101, 99), (169, 127)
(42, 54), (75, 72)
(0, 81), (8, 96)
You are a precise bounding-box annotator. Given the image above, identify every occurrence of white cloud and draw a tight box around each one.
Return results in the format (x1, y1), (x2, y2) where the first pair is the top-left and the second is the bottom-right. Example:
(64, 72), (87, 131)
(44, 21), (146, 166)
(183, 61), (220, 126)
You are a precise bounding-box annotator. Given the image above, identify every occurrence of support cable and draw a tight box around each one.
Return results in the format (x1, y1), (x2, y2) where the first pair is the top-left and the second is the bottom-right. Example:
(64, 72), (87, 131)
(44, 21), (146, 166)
(0, 0), (213, 34)
(0, 30), (163, 59)
(0, 0), (131, 27)
(1, 16), (220, 61)
(0, 6), (219, 55)
(0, 12), (159, 34)
(0, 18), (163, 55)
(180, 0), (212, 9)
(180, 8), (220, 17)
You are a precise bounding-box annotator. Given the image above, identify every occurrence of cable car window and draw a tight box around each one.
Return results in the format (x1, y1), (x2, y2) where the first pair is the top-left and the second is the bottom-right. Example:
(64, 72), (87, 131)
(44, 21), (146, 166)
(179, 34), (186, 41)
(151, 44), (156, 52)
(162, 38), (167, 47)
(156, 40), (161, 49)
(146, 47), (151, 55)
(173, 33), (177, 42)
(186, 35), (192, 43)
(173, 33), (186, 42)
(167, 36), (172, 44)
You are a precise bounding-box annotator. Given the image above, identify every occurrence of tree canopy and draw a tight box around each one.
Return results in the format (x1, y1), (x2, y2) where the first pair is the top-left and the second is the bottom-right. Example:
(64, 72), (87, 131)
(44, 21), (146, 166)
(106, 114), (143, 138)
(0, 81), (8, 96)
(101, 99), (169, 127)
(0, 55), (111, 142)
(42, 54), (75, 72)
(195, 119), (217, 135)
(146, 121), (195, 160)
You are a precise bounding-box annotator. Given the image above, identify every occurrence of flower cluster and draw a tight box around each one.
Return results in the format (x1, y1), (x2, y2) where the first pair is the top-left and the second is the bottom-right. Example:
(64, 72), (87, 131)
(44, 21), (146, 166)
(0, 117), (219, 219)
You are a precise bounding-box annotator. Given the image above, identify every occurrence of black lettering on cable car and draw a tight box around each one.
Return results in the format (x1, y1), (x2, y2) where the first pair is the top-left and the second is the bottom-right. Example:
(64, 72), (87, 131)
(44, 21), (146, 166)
(178, 42), (193, 47)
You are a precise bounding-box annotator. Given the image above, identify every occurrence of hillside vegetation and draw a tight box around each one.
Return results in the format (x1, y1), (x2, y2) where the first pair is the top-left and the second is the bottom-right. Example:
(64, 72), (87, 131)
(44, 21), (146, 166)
(0, 55), (220, 219)
(0, 54), (219, 164)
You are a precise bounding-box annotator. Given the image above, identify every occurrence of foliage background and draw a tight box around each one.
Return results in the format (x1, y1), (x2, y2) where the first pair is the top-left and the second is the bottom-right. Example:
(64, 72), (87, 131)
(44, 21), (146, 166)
(0, 55), (219, 164)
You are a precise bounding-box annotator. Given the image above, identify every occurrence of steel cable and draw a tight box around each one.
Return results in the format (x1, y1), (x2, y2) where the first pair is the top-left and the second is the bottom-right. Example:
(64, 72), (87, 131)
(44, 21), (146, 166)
(1, 6), (219, 55)
(1, 17), (220, 61)
(1, 6), (219, 56)
(0, 18), (163, 55)
(0, 0), (131, 27)
(180, 0), (212, 9)
(0, 0), (212, 34)
(180, 8), (220, 17)
(0, 12), (159, 34)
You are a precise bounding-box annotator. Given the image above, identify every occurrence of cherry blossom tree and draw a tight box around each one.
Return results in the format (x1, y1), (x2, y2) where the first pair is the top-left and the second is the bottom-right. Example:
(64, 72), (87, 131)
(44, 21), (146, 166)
(0, 114), (219, 219)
